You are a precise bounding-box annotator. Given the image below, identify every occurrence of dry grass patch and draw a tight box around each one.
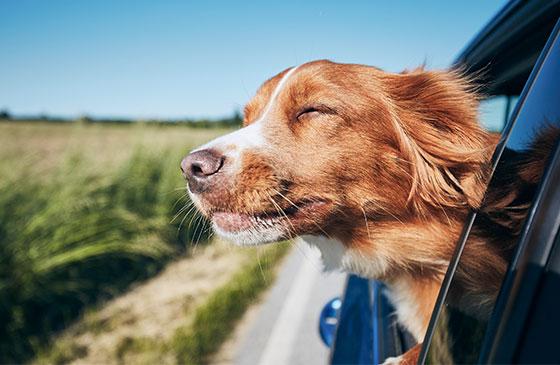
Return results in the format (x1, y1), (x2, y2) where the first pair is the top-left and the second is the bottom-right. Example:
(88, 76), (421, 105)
(35, 240), (291, 364)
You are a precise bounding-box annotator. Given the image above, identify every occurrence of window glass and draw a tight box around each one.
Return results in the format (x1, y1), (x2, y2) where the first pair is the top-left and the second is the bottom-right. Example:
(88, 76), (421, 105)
(425, 28), (560, 364)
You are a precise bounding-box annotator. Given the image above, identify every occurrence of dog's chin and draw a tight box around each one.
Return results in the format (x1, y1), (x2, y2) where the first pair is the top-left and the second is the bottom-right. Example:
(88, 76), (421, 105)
(205, 199), (333, 246)
(211, 213), (289, 246)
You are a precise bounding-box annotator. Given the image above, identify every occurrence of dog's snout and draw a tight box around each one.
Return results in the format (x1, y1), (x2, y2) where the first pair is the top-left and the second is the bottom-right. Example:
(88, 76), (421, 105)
(181, 149), (224, 193)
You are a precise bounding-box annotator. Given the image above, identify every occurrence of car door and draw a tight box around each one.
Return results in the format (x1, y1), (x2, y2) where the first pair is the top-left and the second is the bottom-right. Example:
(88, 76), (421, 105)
(419, 17), (560, 365)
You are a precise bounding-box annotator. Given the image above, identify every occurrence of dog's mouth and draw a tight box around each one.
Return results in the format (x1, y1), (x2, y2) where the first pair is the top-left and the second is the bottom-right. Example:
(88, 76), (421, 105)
(211, 198), (332, 235)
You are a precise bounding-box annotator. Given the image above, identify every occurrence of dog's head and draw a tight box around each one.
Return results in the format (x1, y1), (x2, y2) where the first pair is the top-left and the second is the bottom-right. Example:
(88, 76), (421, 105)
(181, 60), (493, 277)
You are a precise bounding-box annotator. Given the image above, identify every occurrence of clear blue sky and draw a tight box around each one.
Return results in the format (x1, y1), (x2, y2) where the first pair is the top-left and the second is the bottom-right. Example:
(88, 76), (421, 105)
(0, 0), (506, 120)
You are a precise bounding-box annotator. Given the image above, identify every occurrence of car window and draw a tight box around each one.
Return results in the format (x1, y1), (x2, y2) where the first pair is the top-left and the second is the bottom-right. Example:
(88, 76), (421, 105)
(422, 23), (560, 364)
(480, 95), (519, 133)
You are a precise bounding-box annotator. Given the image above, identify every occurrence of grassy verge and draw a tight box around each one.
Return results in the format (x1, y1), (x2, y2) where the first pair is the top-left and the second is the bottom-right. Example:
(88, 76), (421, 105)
(0, 122), (230, 363)
(171, 242), (291, 364)
(35, 241), (292, 364)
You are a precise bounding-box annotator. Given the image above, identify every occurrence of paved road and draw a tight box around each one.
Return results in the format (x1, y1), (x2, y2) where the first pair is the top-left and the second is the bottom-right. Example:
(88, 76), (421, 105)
(235, 241), (347, 365)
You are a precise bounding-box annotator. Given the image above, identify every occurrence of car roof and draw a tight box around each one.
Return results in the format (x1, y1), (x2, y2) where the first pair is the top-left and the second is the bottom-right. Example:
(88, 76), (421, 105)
(455, 0), (560, 96)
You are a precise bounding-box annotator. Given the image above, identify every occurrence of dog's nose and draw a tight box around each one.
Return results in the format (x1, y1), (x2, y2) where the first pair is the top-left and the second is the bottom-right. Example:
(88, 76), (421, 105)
(181, 149), (224, 193)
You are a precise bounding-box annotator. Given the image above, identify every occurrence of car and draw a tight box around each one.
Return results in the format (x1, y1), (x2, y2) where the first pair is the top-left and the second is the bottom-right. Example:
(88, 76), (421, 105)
(319, 1), (560, 363)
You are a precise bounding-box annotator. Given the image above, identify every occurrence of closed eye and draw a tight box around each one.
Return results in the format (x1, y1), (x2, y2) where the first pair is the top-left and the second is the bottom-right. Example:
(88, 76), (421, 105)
(296, 104), (335, 121)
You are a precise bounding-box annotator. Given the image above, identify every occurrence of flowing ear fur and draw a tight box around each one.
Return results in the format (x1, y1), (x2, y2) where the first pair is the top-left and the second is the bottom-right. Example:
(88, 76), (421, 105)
(383, 68), (497, 216)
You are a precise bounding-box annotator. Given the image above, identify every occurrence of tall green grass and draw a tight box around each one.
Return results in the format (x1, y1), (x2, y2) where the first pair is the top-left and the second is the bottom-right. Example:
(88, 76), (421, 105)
(0, 125), (221, 363)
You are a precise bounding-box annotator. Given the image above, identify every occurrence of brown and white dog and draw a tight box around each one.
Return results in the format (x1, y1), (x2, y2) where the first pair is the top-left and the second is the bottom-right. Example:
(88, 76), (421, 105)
(180, 60), (544, 362)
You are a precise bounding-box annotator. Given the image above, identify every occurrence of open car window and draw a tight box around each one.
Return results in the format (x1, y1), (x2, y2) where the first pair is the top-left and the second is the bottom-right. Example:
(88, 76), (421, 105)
(480, 95), (519, 133)
(421, 19), (560, 364)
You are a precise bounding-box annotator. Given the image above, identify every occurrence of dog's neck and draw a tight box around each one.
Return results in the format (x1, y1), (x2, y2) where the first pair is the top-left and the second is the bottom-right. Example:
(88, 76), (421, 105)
(383, 275), (444, 341)
(303, 208), (518, 341)
(303, 234), (444, 341)
(302, 204), (513, 341)
(301, 222), (456, 342)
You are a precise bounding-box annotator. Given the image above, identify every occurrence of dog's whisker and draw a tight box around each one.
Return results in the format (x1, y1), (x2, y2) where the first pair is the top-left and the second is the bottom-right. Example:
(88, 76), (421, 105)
(177, 205), (196, 234)
(271, 188), (332, 239)
(311, 222), (332, 240)
(196, 218), (211, 251)
(360, 206), (372, 242)
(186, 210), (202, 237)
(190, 217), (202, 252)
(164, 186), (191, 195)
(174, 204), (198, 231)
(191, 214), (206, 253)
(182, 203), (200, 223)
(256, 249), (268, 285)
(262, 243), (269, 267)
(268, 195), (297, 237)
(269, 188), (304, 237)
(271, 188), (299, 209)
(171, 192), (192, 212)
(170, 201), (195, 224)
(171, 206), (187, 224)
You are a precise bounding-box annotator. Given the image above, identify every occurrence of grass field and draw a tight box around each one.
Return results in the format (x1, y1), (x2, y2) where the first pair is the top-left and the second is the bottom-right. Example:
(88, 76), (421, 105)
(34, 240), (291, 364)
(0, 121), (241, 362)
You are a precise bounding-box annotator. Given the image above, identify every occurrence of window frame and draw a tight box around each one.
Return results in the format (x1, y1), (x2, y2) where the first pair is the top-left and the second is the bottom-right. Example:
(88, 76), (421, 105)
(418, 17), (560, 365)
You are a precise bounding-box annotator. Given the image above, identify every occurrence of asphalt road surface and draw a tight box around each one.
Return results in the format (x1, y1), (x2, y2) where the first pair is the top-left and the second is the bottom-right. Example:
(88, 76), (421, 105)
(234, 241), (347, 365)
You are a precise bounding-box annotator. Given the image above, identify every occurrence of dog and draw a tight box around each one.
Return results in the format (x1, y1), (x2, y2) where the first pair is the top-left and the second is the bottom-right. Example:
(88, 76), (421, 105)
(180, 60), (552, 363)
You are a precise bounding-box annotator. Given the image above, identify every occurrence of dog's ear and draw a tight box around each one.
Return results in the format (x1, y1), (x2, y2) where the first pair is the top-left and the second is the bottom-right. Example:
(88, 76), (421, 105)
(384, 69), (495, 215)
